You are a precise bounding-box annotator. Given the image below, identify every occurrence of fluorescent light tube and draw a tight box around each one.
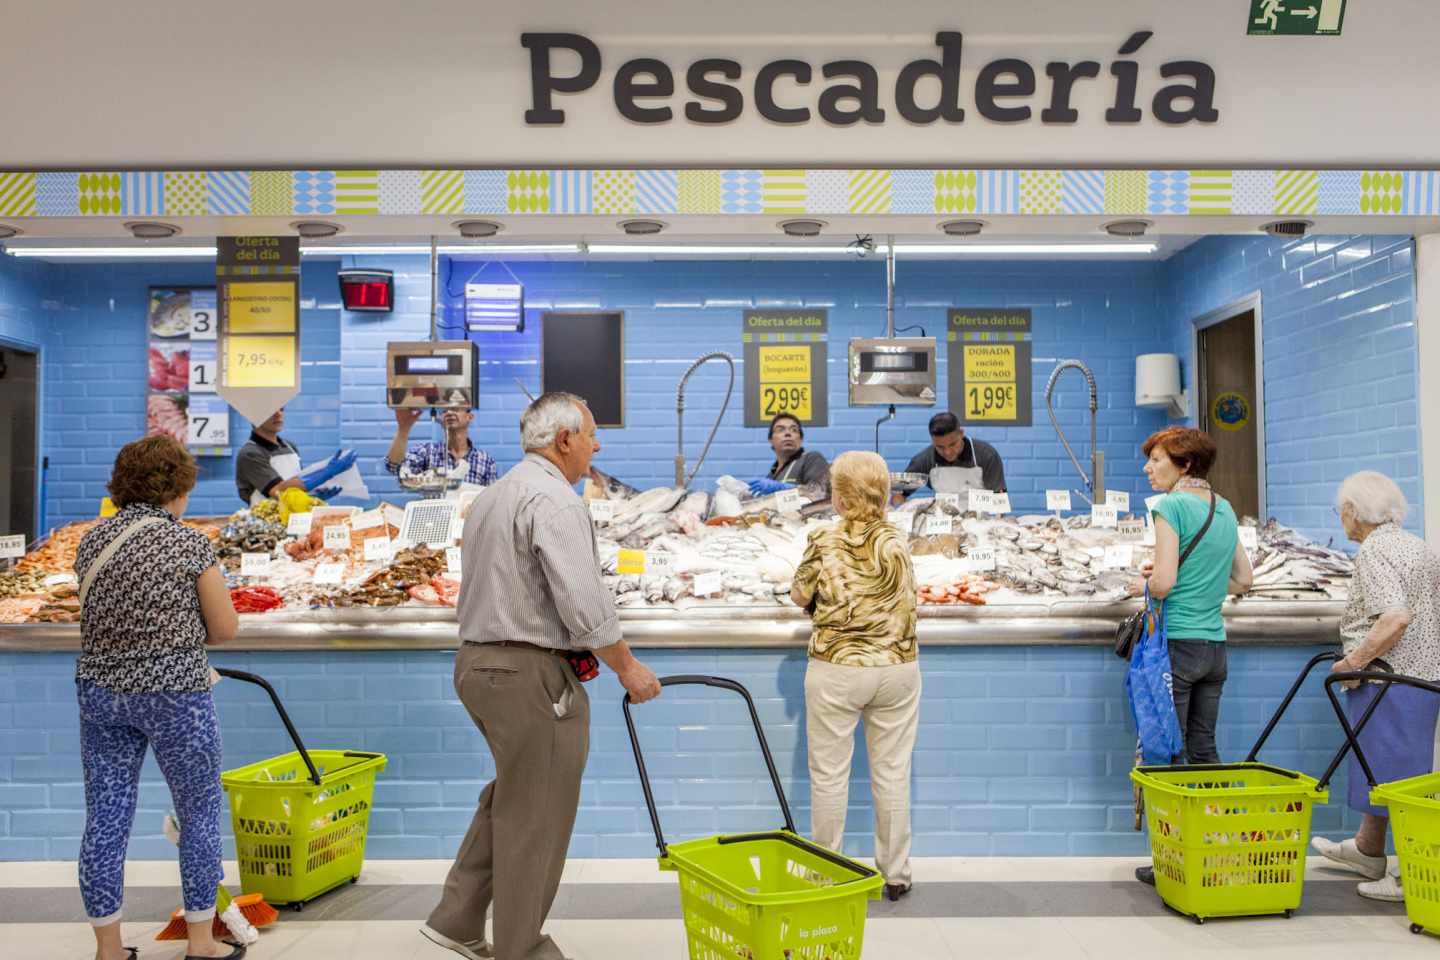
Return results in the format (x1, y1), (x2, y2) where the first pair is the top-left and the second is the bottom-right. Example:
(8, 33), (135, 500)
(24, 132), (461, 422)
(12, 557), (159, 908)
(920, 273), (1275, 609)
(4, 246), (219, 258)
(894, 242), (1157, 255)
(587, 244), (856, 256)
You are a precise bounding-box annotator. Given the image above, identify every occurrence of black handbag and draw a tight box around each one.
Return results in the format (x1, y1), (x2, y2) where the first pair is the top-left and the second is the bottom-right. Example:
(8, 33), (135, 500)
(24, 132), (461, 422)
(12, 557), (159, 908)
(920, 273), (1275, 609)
(1113, 491), (1216, 660)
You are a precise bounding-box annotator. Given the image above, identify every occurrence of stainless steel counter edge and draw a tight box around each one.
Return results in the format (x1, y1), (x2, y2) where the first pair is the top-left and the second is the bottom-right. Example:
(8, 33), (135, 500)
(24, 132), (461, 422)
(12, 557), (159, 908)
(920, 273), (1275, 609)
(0, 600), (1345, 651)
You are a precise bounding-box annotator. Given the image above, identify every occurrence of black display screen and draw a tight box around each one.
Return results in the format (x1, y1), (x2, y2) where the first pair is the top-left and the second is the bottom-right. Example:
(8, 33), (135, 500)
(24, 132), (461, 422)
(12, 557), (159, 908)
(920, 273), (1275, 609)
(860, 352), (928, 373)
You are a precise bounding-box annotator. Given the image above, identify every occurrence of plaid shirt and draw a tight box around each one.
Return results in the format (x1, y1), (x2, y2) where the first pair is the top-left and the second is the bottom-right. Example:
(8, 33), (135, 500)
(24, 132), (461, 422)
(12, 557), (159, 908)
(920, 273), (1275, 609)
(385, 440), (497, 486)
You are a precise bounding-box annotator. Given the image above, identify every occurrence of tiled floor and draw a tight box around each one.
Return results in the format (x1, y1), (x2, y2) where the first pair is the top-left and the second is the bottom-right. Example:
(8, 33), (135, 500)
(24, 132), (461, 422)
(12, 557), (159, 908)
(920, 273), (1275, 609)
(14, 858), (1436, 959)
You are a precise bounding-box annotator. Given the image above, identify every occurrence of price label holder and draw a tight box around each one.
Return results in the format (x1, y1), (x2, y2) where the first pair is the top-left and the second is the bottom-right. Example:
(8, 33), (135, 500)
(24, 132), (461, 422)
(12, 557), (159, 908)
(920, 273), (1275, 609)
(1102, 544), (1135, 570)
(990, 492), (1012, 514)
(617, 548), (646, 575)
(0, 534), (25, 560)
(648, 551), (676, 576)
(363, 536), (393, 562)
(968, 489), (996, 513)
(445, 546), (463, 575)
(757, 344), (814, 420)
(1239, 526), (1260, 553)
(693, 570), (724, 598)
(323, 523), (352, 551)
(1091, 504), (1119, 528)
(285, 511), (314, 537)
(351, 509), (383, 532)
(1116, 518), (1147, 539)
(923, 514), (954, 536)
(314, 562), (345, 585)
(966, 547), (997, 572)
(588, 500), (617, 523)
(935, 493), (960, 510)
(776, 489), (805, 512)
(1046, 489), (1072, 512)
(1106, 490), (1131, 513)
(240, 553), (271, 577)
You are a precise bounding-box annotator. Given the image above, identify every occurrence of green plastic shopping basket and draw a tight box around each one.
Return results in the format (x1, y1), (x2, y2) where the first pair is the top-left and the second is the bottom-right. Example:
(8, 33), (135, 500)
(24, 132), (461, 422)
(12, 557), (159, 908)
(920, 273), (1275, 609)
(1131, 652), (1393, 923)
(215, 668), (387, 909)
(625, 676), (885, 960)
(1323, 668), (1440, 937)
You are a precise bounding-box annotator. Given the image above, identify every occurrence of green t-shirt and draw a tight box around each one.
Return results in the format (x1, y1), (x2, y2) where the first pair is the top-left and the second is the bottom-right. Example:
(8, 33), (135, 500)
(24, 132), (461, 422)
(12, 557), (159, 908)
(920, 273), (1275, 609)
(1152, 491), (1238, 643)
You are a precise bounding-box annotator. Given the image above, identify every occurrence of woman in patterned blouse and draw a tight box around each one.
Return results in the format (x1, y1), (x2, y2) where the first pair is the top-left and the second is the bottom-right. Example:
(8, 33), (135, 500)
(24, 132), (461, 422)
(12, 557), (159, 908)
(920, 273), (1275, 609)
(74, 436), (242, 960)
(1312, 471), (1440, 904)
(791, 450), (919, 902)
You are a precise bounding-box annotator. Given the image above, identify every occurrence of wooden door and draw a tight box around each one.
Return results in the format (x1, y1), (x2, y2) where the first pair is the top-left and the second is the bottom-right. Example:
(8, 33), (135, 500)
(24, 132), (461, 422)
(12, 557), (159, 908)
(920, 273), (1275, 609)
(1199, 310), (1261, 519)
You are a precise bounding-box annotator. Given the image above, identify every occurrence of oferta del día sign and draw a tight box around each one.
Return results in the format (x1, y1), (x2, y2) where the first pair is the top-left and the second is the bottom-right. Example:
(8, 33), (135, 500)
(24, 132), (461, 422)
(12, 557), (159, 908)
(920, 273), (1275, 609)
(521, 30), (1218, 127)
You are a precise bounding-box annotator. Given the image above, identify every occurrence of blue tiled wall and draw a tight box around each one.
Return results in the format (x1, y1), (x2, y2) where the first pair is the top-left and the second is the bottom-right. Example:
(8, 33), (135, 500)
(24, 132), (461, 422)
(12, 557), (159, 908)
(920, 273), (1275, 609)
(36, 255), (1173, 527)
(0, 646), (1363, 860)
(1164, 235), (1421, 544)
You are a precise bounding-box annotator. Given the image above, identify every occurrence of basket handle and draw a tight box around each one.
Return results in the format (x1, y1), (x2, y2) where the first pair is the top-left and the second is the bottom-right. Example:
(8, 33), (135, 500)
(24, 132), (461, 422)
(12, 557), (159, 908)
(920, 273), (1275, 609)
(215, 667), (322, 786)
(623, 675), (796, 859)
(1244, 652), (1343, 762)
(1319, 668), (1440, 789)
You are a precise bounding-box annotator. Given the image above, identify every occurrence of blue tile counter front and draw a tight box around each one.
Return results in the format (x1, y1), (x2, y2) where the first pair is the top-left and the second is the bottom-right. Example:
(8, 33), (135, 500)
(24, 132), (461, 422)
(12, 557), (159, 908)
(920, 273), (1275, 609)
(0, 645), (1364, 861)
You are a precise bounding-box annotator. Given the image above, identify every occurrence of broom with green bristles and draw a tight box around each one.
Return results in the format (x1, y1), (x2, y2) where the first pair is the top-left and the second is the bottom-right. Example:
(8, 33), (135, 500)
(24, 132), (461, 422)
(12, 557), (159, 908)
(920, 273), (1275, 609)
(154, 813), (277, 942)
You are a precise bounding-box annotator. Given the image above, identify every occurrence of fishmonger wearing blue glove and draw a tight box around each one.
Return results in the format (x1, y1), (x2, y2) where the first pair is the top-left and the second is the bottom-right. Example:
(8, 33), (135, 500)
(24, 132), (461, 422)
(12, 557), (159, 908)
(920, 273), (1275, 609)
(234, 406), (356, 505)
(751, 413), (829, 496)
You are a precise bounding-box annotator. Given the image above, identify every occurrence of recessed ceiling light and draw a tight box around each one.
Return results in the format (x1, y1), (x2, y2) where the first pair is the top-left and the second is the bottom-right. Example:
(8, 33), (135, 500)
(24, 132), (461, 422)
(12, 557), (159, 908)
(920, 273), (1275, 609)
(1103, 219), (1151, 238)
(0, 224), (20, 240)
(938, 220), (986, 237)
(779, 219), (826, 238)
(291, 220), (343, 239)
(1261, 220), (1312, 238)
(453, 220), (503, 238)
(619, 219), (666, 236)
(125, 221), (180, 239)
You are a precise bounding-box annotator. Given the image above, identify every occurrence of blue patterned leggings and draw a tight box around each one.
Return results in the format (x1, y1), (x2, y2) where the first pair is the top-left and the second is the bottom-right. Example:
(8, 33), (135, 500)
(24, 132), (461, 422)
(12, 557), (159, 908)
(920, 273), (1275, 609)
(77, 680), (224, 924)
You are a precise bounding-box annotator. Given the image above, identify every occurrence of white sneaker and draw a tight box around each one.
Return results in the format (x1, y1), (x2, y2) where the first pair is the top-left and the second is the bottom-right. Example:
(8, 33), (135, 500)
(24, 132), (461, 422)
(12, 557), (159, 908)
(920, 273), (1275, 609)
(1358, 872), (1405, 902)
(1311, 837), (1387, 880)
(420, 923), (495, 960)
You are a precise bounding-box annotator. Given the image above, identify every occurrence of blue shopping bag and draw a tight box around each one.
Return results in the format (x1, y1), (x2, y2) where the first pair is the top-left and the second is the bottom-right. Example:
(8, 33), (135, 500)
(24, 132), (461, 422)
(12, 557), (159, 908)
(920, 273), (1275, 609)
(1125, 588), (1185, 765)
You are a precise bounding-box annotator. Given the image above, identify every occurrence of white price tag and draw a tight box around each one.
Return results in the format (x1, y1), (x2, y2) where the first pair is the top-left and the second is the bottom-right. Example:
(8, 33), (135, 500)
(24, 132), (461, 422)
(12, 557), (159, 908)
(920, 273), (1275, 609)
(1116, 518), (1147, 539)
(185, 401), (229, 446)
(1102, 544), (1135, 570)
(1239, 526), (1260, 552)
(188, 342), (218, 393)
(383, 504), (406, 529)
(935, 493), (960, 510)
(968, 489), (996, 513)
(776, 489), (805, 512)
(0, 534), (25, 560)
(1143, 519), (1157, 546)
(323, 523), (351, 551)
(1145, 494), (1166, 514)
(990, 492), (1012, 514)
(363, 536), (393, 562)
(1045, 489), (1072, 512)
(887, 511), (911, 532)
(1105, 490), (1131, 513)
(1091, 504), (1119, 528)
(648, 551), (676, 576)
(285, 511), (314, 536)
(351, 509), (383, 532)
(588, 500), (617, 523)
(693, 570), (724, 598)
(445, 546), (463, 575)
(240, 552), (271, 577)
(923, 514), (953, 536)
(188, 290), (217, 340)
(967, 547), (997, 572)
(448, 515), (465, 544)
(314, 562), (345, 585)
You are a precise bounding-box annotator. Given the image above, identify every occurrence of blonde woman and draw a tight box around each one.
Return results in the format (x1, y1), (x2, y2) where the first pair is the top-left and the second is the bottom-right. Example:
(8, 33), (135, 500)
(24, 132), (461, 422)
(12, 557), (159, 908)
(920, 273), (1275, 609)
(791, 450), (920, 902)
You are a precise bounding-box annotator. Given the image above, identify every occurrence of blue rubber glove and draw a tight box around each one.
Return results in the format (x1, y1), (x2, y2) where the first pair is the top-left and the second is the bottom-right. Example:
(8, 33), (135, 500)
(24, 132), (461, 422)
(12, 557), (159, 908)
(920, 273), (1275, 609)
(311, 485), (341, 501)
(747, 478), (792, 497)
(298, 449), (358, 490)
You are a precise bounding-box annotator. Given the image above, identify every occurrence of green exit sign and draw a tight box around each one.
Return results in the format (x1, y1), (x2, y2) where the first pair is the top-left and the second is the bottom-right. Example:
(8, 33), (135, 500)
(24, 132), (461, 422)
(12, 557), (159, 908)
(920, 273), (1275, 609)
(1248, 0), (1346, 35)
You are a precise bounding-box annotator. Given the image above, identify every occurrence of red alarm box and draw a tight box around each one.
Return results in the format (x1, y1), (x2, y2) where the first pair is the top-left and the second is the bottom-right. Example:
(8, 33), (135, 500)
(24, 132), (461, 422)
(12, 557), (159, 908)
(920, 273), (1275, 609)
(338, 268), (394, 312)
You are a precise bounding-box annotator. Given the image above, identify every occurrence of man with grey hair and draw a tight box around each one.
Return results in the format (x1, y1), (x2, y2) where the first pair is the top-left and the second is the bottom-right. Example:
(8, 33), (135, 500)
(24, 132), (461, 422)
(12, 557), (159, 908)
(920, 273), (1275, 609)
(423, 392), (661, 960)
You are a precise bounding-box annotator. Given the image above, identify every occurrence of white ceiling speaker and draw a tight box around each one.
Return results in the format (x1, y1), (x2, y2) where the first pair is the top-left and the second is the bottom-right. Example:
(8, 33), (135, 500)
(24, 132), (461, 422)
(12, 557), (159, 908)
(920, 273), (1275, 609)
(619, 219), (666, 236)
(1261, 220), (1313, 238)
(779, 219), (827, 238)
(453, 220), (503, 238)
(0, 224), (20, 239)
(1104, 219), (1151, 238)
(125, 221), (180, 239)
(938, 219), (986, 237)
(291, 220), (343, 239)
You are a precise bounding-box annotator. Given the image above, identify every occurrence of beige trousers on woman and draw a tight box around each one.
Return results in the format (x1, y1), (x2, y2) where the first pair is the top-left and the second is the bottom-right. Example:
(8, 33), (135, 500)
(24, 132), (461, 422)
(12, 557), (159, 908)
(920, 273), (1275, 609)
(804, 657), (922, 886)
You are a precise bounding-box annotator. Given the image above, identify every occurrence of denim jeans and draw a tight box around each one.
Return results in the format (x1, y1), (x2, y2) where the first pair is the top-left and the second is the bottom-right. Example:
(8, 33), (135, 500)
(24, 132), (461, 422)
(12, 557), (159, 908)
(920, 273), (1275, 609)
(1168, 639), (1227, 764)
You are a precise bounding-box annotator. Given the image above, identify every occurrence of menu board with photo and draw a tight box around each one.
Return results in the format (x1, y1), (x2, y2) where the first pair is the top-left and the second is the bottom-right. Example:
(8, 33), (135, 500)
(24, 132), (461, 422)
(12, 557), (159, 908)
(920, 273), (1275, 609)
(146, 287), (230, 455)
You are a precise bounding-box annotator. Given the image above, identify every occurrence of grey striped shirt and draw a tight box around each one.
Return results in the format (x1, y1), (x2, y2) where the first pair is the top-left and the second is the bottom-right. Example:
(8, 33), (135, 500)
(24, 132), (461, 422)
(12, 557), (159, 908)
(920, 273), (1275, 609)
(456, 453), (620, 651)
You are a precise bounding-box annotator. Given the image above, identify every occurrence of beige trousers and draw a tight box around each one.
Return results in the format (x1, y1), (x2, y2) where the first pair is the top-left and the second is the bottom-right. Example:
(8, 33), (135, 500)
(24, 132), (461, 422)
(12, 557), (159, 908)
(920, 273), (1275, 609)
(804, 657), (922, 886)
(427, 643), (589, 960)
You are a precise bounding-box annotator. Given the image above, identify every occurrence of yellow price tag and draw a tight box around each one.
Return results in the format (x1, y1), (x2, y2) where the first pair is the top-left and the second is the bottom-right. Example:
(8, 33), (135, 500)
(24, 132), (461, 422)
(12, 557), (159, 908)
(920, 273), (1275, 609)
(963, 344), (1015, 382)
(99, 497), (117, 518)
(965, 382), (1018, 420)
(617, 549), (646, 575)
(226, 336), (296, 388)
(758, 345), (813, 419)
(226, 281), (297, 333)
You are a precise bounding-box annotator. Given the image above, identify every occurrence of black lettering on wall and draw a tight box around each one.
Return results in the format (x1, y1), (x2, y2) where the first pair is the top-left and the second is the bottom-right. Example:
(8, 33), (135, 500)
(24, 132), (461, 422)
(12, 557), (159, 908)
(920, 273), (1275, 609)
(975, 58), (1035, 122)
(614, 58), (675, 123)
(1040, 61), (1100, 123)
(818, 60), (885, 125)
(895, 31), (965, 124)
(755, 59), (813, 124)
(1105, 31), (1151, 123)
(1152, 61), (1220, 124)
(521, 32), (602, 125)
(685, 59), (744, 123)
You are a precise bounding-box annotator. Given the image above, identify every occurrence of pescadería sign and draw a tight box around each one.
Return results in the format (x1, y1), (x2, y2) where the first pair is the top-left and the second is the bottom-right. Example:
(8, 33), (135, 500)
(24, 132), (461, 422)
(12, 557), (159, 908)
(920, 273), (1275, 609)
(521, 30), (1218, 127)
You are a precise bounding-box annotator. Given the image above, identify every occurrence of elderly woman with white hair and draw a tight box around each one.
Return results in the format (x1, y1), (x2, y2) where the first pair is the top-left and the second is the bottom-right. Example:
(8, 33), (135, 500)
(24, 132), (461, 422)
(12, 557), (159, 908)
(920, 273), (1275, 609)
(791, 450), (920, 903)
(1312, 471), (1440, 903)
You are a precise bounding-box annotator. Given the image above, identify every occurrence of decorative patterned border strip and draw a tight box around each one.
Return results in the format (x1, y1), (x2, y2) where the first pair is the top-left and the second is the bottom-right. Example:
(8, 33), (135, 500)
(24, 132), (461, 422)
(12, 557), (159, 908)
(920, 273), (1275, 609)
(1, 169), (1437, 219)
